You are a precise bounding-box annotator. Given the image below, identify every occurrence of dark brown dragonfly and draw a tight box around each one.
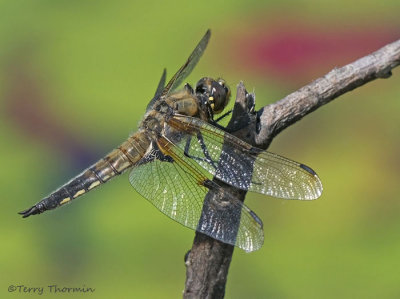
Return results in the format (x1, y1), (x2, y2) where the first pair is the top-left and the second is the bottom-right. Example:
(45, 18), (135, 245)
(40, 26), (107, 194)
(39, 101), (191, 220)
(19, 30), (322, 252)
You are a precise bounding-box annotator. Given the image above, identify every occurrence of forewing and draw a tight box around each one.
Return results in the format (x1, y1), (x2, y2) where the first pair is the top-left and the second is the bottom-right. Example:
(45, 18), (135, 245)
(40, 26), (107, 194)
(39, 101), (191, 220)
(161, 30), (211, 97)
(146, 68), (167, 112)
(167, 115), (323, 200)
(128, 137), (264, 252)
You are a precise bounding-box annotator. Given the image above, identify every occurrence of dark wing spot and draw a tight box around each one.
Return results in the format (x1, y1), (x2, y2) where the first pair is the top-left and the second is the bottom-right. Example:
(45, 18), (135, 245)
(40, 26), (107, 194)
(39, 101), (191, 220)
(300, 163), (317, 176)
(249, 210), (263, 228)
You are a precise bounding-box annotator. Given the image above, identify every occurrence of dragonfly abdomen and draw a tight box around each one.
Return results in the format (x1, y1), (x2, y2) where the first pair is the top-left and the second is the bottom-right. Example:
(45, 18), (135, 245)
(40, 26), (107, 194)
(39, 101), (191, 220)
(19, 132), (151, 218)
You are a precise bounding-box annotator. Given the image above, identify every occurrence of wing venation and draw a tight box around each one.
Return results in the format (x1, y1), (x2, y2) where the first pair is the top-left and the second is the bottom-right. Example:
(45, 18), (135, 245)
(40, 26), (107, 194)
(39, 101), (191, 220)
(128, 138), (264, 252)
(167, 115), (323, 200)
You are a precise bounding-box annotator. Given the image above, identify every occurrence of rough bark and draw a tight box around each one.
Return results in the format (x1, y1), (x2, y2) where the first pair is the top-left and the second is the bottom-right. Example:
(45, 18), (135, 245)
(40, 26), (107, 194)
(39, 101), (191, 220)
(183, 38), (400, 298)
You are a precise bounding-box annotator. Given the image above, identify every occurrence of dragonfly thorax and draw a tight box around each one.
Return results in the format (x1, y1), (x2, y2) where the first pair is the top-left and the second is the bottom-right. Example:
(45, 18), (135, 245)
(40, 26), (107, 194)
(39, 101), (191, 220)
(195, 77), (231, 115)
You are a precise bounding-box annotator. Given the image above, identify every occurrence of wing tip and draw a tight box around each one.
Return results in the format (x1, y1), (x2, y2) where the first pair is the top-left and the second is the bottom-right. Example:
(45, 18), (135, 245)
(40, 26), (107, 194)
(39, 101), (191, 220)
(241, 233), (264, 253)
(299, 163), (317, 176)
(201, 29), (211, 46)
(299, 163), (323, 200)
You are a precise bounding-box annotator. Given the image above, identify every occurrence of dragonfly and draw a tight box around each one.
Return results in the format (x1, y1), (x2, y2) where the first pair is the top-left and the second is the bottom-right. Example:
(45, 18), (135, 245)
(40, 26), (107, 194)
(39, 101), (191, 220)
(19, 30), (323, 252)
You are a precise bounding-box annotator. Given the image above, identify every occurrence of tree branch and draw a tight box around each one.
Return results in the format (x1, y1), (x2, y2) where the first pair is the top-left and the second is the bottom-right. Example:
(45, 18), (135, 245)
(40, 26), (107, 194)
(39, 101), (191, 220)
(257, 39), (400, 147)
(183, 38), (400, 298)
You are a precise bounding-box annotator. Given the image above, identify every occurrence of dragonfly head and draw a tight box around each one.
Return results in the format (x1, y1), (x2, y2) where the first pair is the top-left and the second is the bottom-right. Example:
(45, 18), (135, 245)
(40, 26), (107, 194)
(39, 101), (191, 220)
(195, 77), (231, 115)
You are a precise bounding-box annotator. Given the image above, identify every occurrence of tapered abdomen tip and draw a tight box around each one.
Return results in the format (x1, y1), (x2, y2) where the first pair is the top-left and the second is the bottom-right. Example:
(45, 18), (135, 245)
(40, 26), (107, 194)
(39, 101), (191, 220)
(18, 206), (40, 218)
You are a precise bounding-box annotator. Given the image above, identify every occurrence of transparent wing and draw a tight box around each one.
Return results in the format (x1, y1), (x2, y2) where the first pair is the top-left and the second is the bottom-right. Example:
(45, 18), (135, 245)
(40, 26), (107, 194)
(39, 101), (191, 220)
(146, 68), (167, 112)
(129, 137), (264, 252)
(161, 30), (211, 97)
(166, 115), (323, 200)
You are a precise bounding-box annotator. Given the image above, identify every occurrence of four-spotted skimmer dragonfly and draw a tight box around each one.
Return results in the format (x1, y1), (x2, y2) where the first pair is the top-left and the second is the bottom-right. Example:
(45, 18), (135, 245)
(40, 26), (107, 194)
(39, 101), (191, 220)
(19, 30), (322, 252)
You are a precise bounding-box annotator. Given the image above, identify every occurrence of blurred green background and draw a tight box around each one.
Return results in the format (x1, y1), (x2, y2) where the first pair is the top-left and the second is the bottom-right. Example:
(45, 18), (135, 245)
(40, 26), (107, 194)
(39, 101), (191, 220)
(1, 1), (400, 298)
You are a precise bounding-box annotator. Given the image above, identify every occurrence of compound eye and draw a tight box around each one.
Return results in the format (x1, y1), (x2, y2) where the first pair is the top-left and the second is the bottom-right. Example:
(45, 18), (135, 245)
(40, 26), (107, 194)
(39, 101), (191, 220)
(210, 79), (231, 115)
(196, 77), (213, 95)
(217, 79), (230, 96)
(223, 85), (229, 95)
(195, 84), (207, 94)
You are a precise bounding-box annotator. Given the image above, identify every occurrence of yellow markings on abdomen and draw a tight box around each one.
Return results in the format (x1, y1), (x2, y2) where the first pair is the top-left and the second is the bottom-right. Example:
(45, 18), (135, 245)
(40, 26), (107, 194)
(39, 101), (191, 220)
(88, 180), (101, 190)
(73, 189), (86, 198)
(60, 197), (71, 205)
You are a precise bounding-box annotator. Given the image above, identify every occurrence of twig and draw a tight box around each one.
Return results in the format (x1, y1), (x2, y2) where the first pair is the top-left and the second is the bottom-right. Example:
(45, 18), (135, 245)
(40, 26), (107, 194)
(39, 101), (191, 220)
(183, 38), (400, 298)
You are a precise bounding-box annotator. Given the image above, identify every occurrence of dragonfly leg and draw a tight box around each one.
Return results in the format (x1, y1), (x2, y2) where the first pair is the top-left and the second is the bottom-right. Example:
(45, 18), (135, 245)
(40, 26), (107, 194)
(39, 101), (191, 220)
(213, 109), (232, 123)
(183, 133), (219, 170)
